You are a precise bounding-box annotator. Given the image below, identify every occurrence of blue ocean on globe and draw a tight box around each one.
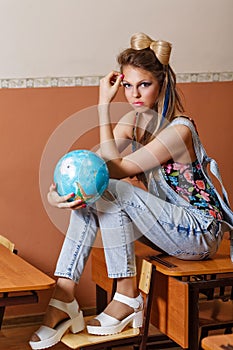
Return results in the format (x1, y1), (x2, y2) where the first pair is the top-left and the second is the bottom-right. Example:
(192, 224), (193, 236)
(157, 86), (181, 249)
(54, 150), (109, 204)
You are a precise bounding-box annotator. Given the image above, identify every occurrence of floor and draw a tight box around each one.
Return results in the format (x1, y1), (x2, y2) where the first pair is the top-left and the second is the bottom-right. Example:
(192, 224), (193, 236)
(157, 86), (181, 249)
(0, 323), (182, 350)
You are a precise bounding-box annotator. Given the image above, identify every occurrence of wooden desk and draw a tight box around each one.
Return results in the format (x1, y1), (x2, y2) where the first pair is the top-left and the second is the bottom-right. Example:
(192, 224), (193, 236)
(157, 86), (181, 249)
(91, 239), (233, 350)
(202, 334), (233, 350)
(0, 244), (55, 328)
(148, 239), (232, 276)
(147, 239), (233, 349)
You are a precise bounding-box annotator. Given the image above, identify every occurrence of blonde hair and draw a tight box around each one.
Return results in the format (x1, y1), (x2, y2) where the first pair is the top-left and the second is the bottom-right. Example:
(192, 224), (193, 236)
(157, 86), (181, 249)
(131, 32), (171, 65)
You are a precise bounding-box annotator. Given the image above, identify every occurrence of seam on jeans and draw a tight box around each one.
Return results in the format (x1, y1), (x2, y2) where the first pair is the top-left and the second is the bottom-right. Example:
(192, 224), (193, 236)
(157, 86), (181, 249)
(54, 272), (74, 279)
(108, 272), (137, 278)
(172, 249), (211, 259)
(119, 208), (132, 276)
(67, 210), (92, 277)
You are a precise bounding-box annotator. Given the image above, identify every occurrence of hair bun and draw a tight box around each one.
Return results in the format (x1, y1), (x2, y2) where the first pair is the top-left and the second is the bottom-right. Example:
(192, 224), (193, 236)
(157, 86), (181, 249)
(130, 32), (171, 65)
(150, 40), (171, 65)
(130, 32), (153, 50)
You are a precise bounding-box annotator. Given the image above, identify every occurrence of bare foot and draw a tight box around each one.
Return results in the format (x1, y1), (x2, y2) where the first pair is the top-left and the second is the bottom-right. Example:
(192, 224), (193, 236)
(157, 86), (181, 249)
(30, 278), (77, 342)
(30, 303), (72, 342)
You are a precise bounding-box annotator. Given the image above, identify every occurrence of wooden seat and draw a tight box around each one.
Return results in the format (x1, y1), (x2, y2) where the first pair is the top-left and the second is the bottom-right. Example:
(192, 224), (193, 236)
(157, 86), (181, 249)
(90, 238), (233, 350)
(62, 316), (140, 349)
(201, 333), (233, 350)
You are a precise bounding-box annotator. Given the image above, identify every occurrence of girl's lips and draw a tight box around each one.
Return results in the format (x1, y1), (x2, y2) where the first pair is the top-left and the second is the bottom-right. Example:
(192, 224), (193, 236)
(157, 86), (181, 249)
(133, 102), (144, 106)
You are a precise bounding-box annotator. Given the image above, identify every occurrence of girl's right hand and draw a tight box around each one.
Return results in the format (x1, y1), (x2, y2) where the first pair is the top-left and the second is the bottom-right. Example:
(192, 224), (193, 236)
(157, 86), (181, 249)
(99, 71), (124, 105)
(47, 184), (86, 210)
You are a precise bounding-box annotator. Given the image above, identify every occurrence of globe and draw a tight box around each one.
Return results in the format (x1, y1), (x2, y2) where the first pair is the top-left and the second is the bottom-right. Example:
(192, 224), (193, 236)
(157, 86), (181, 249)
(54, 150), (109, 204)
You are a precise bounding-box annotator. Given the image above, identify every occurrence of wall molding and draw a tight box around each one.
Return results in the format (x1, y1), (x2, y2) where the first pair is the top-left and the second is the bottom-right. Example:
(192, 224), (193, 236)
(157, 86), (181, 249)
(0, 72), (232, 89)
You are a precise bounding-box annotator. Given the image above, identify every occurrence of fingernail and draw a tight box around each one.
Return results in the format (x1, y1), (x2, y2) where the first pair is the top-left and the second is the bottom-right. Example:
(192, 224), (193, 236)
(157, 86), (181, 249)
(82, 204), (87, 208)
(120, 74), (124, 79)
(70, 193), (75, 197)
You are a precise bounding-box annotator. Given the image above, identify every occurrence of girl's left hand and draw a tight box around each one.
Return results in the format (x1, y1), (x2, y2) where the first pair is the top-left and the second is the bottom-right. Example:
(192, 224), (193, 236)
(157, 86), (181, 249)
(47, 184), (86, 210)
(99, 71), (124, 105)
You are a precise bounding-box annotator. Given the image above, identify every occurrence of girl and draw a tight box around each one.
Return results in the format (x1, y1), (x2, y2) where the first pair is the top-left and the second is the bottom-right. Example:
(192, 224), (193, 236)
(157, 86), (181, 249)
(30, 32), (233, 349)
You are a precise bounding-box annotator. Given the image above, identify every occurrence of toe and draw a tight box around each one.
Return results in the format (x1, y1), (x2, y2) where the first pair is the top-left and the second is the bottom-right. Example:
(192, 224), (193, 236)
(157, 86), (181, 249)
(86, 317), (101, 326)
(30, 332), (40, 342)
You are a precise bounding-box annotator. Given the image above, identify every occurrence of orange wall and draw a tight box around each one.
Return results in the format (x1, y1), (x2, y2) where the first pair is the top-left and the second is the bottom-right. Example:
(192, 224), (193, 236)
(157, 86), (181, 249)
(1, 81), (232, 318)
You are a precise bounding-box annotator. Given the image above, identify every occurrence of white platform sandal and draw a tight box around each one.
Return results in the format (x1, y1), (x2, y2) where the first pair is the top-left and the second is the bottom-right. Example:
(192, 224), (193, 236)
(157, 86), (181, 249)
(29, 298), (85, 349)
(87, 292), (144, 335)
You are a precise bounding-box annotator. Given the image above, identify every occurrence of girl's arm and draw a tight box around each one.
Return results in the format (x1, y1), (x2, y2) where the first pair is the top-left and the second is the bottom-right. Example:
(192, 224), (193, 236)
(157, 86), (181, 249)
(96, 110), (135, 156)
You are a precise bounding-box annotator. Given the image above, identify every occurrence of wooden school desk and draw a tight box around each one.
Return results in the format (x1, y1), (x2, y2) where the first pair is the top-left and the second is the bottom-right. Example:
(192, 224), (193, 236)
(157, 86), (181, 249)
(0, 244), (55, 328)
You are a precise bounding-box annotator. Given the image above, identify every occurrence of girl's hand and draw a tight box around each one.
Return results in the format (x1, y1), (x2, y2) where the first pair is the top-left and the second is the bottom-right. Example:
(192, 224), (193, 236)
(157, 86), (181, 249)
(99, 71), (124, 105)
(47, 184), (86, 210)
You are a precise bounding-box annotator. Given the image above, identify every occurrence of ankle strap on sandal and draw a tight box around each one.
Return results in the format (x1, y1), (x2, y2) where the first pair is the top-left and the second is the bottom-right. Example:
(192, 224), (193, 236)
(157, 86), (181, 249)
(49, 298), (79, 319)
(113, 292), (143, 311)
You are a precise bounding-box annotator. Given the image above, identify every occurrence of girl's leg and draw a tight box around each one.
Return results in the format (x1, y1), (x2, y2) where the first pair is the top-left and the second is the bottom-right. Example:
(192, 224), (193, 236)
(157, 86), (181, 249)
(30, 277), (77, 342)
(87, 182), (144, 327)
(88, 276), (138, 327)
(116, 276), (138, 297)
(55, 207), (99, 281)
(98, 179), (220, 262)
(87, 178), (221, 330)
(30, 207), (99, 344)
(105, 276), (139, 316)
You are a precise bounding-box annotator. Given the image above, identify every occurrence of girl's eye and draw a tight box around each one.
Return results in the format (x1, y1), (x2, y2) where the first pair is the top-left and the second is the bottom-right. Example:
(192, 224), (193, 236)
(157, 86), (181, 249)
(122, 81), (152, 88)
(122, 82), (131, 88)
(140, 82), (152, 87)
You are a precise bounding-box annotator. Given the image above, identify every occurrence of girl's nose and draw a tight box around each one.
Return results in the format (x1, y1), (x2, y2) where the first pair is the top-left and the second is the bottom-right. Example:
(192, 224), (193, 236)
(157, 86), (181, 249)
(132, 86), (140, 98)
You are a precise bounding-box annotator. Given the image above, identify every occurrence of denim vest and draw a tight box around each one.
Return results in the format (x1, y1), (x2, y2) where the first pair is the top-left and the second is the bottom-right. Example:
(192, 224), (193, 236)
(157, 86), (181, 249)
(145, 117), (233, 258)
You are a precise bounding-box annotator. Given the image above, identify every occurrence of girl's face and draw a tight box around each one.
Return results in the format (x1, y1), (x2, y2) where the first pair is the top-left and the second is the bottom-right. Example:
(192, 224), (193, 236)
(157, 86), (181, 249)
(122, 65), (160, 111)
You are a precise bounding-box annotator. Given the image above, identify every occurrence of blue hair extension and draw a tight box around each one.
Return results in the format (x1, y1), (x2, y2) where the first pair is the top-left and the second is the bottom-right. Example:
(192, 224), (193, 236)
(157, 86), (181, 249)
(160, 81), (170, 127)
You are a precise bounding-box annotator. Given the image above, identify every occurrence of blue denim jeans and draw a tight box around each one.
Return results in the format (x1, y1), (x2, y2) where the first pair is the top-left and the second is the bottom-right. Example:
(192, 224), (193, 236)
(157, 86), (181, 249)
(55, 179), (223, 283)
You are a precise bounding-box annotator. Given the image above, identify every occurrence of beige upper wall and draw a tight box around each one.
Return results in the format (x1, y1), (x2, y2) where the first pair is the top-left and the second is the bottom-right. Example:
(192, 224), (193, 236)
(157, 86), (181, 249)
(0, 0), (232, 79)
